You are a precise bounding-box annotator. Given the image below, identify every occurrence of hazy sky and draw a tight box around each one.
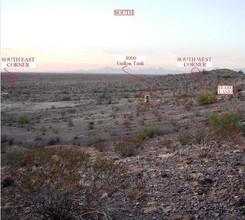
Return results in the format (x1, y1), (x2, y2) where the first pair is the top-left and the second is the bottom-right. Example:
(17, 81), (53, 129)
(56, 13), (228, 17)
(1, 0), (245, 72)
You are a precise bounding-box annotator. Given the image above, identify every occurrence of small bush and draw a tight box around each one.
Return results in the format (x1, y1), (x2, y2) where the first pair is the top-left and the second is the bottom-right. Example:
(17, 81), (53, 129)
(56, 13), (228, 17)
(115, 139), (139, 157)
(8, 137), (14, 145)
(16, 114), (30, 124)
(34, 134), (42, 141)
(123, 92), (129, 98)
(147, 123), (161, 138)
(1, 135), (15, 145)
(67, 119), (74, 127)
(2, 146), (145, 219)
(208, 111), (240, 135)
(161, 138), (173, 147)
(5, 149), (28, 166)
(195, 90), (216, 105)
(68, 108), (76, 114)
(4, 147), (89, 219)
(61, 95), (70, 101)
(239, 123), (245, 135)
(62, 90), (69, 94)
(192, 131), (209, 145)
(178, 133), (192, 145)
(134, 127), (147, 141)
(1, 135), (8, 143)
(94, 141), (107, 152)
(48, 136), (60, 145)
(88, 121), (95, 129)
(203, 69), (208, 74)
(2, 176), (15, 188)
(99, 89), (107, 98)
(238, 70), (244, 74)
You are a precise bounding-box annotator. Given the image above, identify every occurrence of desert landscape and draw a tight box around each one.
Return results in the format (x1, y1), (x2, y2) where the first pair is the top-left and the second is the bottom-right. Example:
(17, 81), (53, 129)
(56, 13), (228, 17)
(1, 69), (245, 219)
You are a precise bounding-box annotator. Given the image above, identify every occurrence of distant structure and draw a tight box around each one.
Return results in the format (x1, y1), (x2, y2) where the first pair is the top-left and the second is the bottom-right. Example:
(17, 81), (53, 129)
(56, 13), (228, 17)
(144, 94), (150, 103)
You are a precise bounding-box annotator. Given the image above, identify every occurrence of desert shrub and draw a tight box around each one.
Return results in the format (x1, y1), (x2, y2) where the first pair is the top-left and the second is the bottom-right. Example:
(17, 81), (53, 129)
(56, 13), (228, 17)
(3, 147), (89, 219)
(1, 135), (8, 143)
(34, 134), (42, 141)
(239, 123), (245, 135)
(67, 119), (74, 127)
(16, 113), (30, 124)
(238, 70), (244, 74)
(178, 133), (192, 145)
(161, 138), (173, 147)
(221, 74), (232, 78)
(134, 127), (147, 141)
(195, 90), (216, 105)
(93, 139), (107, 152)
(48, 136), (60, 145)
(0, 135), (13, 145)
(99, 89), (107, 99)
(123, 92), (129, 98)
(2, 176), (15, 188)
(203, 69), (208, 74)
(7, 137), (14, 145)
(192, 130), (209, 145)
(2, 147), (145, 219)
(5, 149), (28, 166)
(61, 95), (70, 101)
(22, 89), (31, 95)
(208, 111), (240, 135)
(110, 112), (116, 119)
(88, 121), (95, 129)
(134, 123), (161, 140)
(147, 122), (161, 138)
(68, 108), (76, 114)
(115, 139), (140, 157)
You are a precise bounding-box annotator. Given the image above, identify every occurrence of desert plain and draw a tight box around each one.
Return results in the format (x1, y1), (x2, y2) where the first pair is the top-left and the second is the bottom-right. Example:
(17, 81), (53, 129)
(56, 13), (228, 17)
(1, 69), (245, 219)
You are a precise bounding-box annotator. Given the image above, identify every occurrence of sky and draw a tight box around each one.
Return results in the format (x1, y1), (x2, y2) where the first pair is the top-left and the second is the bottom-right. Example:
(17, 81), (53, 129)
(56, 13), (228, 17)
(1, 0), (245, 72)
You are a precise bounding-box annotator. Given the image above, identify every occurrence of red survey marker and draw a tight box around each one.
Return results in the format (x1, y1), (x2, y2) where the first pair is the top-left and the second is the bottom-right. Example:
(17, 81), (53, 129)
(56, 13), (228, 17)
(3, 68), (16, 84)
(191, 67), (245, 150)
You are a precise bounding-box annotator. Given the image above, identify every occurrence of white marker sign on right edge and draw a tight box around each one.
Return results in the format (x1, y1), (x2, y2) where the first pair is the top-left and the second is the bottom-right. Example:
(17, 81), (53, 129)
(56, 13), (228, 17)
(217, 85), (233, 95)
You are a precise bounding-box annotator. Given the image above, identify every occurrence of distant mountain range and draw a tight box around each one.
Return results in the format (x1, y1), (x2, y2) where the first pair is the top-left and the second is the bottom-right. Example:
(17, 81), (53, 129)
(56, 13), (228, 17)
(71, 67), (185, 75)
(71, 67), (245, 75)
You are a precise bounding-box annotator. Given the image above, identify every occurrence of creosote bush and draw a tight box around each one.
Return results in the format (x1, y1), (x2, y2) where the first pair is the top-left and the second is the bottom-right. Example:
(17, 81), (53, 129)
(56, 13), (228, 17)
(48, 136), (60, 145)
(195, 90), (216, 105)
(134, 127), (147, 141)
(161, 138), (173, 147)
(178, 133), (192, 145)
(1, 135), (14, 145)
(208, 111), (241, 135)
(147, 122), (161, 138)
(134, 123), (161, 140)
(2, 146), (145, 219)
(61, 95), (71, 101)
(208, 111), (242, 135)
(16, 113), (30, 124)
(1, 135), (8, 143)
(88, 121), (95, 129)
(115, 139), (140, 157)
(2, 176), (15, 188)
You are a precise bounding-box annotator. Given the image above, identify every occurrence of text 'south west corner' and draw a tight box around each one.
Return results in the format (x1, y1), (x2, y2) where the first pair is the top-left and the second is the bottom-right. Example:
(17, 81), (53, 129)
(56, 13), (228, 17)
(177, 57), (212, 67)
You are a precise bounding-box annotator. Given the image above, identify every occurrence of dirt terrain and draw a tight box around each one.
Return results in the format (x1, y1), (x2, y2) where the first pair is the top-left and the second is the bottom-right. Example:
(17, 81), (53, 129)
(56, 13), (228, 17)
(1, 69), (245, 219)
